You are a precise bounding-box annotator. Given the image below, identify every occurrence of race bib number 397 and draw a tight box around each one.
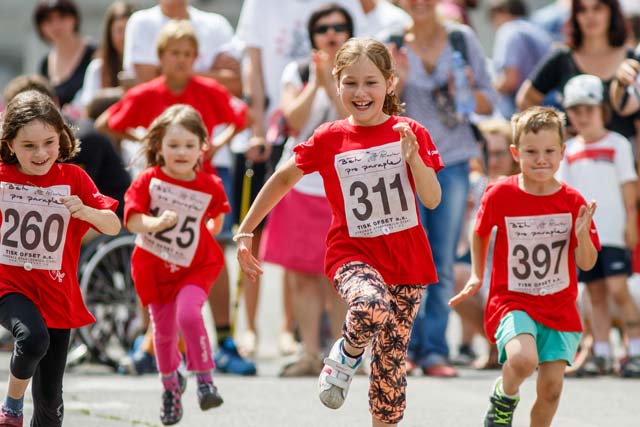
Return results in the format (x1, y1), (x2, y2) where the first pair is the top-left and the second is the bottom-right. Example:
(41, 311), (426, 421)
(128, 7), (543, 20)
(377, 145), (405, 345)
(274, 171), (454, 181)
(0, 182), (70, 270)
(334, 141), (418, 238)
(135, 178), (211, 267)
(505, 213), (572, 296)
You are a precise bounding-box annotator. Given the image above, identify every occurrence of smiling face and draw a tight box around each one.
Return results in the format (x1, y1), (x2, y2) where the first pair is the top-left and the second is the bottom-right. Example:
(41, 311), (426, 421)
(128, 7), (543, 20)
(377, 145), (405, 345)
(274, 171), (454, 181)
(337, 56), (394, 127)
(511, 129), (565, 186)
(159, 124), (201, 180)
(9, 120), (60, 176)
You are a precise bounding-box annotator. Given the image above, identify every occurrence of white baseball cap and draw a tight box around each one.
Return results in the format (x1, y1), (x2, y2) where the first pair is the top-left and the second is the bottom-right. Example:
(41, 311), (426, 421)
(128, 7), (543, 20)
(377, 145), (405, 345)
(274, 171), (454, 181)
(563, 74), (603, 109)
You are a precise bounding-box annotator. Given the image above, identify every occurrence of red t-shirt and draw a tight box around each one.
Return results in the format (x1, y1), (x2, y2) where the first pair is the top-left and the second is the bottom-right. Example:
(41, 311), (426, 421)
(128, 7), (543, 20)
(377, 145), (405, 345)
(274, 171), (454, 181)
(124, 166), (230, 306)
(476, 175), (600, 342)
(294, 116), (444, 285)
(107, 76), (247, 134)
(0, 163), (118, 328)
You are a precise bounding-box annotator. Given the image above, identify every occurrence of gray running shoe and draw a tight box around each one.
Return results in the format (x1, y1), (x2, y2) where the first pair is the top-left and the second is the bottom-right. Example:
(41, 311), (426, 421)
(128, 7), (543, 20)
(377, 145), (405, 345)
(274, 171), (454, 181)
(484, 377), (519, 427)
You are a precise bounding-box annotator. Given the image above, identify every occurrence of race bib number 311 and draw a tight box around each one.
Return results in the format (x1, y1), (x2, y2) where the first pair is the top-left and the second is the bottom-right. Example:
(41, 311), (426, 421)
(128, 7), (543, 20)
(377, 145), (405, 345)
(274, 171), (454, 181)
(506, 213), (572, 296)
(135, 178), (211, 267)
(334, 141), (418, 238)
(0, 182), (70, 270)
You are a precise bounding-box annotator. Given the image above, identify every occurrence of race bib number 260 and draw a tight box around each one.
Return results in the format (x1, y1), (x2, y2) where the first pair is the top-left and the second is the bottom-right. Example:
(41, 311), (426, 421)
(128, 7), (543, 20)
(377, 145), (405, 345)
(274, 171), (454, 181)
(506, 213), (572, 296)
(0, 182), (70, 270)
(334, 141), (418, 238)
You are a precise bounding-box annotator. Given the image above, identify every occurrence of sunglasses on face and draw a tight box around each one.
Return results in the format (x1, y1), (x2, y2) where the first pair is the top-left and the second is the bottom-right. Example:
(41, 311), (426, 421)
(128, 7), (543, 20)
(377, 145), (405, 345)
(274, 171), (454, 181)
(313, 23), (349, 34)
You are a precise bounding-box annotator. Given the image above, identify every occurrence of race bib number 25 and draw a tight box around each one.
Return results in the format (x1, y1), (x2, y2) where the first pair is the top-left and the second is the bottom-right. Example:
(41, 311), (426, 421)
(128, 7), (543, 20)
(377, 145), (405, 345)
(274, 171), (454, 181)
(334, 141), (418, 238)
(506, 213), (572, 296)
(0, 182), (70, 270)
(135, 178), (211, 267)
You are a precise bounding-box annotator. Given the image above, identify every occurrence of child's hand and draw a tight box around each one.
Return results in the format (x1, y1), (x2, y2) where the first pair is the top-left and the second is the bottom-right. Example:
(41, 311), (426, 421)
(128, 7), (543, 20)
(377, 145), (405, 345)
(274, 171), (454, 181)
(312, 50), (332, 89)
(393, 123), (419, 165)
(236, 236), (263, 282)
(153, 210), (178, 232)
(575, 200), (597, 240)
(60, 195), (91, 221)
(448, 275), (482, 307)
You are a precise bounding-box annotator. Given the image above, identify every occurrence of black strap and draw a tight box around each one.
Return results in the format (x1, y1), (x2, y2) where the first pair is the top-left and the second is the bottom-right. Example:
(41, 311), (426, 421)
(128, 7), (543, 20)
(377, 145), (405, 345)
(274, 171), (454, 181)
(448, 29), (468, 64)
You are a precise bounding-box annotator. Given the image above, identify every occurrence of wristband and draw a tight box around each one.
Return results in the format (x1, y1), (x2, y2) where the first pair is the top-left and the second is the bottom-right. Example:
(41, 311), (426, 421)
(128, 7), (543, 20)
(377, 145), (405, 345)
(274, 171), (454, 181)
(233, 232), (254, 242)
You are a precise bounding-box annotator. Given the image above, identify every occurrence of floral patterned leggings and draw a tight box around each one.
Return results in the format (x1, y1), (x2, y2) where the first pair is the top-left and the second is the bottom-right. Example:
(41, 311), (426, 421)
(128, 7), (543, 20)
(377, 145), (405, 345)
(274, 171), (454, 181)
(334, 262), (424, 424)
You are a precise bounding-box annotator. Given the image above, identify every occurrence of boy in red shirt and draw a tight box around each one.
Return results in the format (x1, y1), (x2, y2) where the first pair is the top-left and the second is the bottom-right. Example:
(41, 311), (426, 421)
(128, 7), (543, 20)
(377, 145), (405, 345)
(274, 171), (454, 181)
(450, 106), (600, 427)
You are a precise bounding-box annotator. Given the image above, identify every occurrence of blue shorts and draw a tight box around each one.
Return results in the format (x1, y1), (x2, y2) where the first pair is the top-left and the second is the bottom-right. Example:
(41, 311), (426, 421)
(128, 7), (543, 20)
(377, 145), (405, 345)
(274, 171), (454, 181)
(578, 246), (631, 282)
(495, 311), (581, 366)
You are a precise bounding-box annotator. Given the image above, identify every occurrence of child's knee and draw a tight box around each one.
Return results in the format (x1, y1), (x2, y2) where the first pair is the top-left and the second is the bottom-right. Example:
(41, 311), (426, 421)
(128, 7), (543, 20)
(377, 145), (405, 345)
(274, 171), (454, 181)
(537, 377), (563, 403)
(17, 327), (49, 361)
(506, 352), (538, 378)
(176, 309), (203, 332)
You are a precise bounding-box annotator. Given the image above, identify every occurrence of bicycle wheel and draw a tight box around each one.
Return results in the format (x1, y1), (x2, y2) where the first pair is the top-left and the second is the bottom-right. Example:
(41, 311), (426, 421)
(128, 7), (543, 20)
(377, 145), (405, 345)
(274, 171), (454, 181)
(76, 233), (139, 369)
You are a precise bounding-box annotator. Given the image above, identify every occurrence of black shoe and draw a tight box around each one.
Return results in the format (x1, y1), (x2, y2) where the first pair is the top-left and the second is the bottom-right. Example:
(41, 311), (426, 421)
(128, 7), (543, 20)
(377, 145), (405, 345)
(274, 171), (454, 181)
(484, 377), (519, 427)
(160, 388), (182, 426)
(197, 380), (224, 410)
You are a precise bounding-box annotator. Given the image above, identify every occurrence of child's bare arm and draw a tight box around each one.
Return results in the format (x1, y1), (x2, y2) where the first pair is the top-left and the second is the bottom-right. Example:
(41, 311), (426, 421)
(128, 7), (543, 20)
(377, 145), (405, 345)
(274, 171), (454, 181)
(393, 123), (441, 209)
(236, 158), (304, 281)
(449, 230), (490, 306)
(575, 201), (598, 271)
(60, 196), (121, 235)
(622, 181), (638, 248)
(126, 210), (178, 234)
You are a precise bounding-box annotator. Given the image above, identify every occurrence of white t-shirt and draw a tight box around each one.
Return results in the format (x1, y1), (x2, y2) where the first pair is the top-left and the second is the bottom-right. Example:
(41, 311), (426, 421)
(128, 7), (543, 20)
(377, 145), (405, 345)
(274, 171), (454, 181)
(362, 0), (412, 40)
(557, 131), (637, 247)
(75, 58), (103, 109)
(235, 0), (365, 118)
(279, 60), (338, 196)
(123, 5), (234, 73)
(122, 5), (235, 167)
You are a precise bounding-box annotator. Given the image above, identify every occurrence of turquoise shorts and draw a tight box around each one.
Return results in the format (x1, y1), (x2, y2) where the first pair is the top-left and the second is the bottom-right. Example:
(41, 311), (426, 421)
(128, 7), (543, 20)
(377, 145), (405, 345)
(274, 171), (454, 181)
(495, 311), (581, 366)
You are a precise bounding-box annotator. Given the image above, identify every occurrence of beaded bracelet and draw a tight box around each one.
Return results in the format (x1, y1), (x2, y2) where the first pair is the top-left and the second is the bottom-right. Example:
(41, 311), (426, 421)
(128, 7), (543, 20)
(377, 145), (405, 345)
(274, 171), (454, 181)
(232, 232), (254, 242)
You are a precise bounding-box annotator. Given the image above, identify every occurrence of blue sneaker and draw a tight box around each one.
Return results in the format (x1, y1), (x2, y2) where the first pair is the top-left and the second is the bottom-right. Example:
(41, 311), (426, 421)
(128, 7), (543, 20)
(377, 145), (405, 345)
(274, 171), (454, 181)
(214, 337), (257, 376)
(118, 350), (157, 375)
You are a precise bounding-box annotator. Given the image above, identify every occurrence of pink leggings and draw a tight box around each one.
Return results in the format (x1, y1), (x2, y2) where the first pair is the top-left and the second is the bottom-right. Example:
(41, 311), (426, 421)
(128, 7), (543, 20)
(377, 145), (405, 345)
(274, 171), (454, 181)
(149, 285), (214, 374)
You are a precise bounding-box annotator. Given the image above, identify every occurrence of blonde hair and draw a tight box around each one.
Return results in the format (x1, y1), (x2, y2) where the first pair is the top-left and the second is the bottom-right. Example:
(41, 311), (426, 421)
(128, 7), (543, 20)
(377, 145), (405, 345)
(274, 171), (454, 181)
(478, 117), (513, 146)
(141, 104), (208, 168)
(511, 106), (565, 147)
(332, 37), (404, 116)
(156, 19), (198, 58)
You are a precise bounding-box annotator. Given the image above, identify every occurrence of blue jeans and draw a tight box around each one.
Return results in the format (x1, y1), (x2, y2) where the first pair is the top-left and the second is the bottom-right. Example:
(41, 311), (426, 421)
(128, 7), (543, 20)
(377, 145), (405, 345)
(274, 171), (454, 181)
(409, 161), (470, 367)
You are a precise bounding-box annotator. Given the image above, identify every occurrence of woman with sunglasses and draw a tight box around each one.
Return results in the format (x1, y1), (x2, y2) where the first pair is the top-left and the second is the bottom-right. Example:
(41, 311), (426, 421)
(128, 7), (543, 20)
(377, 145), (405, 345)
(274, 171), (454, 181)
(259, 3), (354, 377)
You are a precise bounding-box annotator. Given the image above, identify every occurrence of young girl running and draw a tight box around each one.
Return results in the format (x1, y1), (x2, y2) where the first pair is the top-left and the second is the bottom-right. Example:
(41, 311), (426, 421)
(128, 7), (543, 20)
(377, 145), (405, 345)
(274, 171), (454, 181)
(0, 90), (120, 427)
(236, 38), (443, 427)
(124, 104), (229, 426)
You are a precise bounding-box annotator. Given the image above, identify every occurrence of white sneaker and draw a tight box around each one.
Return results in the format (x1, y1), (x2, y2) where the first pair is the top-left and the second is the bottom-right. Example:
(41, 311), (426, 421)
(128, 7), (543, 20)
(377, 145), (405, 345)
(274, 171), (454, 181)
(318, 338), (362, 409)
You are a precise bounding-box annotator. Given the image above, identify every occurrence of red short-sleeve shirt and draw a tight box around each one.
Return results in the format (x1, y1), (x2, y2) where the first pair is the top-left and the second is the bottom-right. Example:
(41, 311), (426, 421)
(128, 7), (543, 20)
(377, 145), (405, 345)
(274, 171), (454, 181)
(124, 166), (230, 306)
(107, 76), (247, 134)
(0, 163), (118, 328)
(294, 116), (444, 285)
(476, 175), (600, 342)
